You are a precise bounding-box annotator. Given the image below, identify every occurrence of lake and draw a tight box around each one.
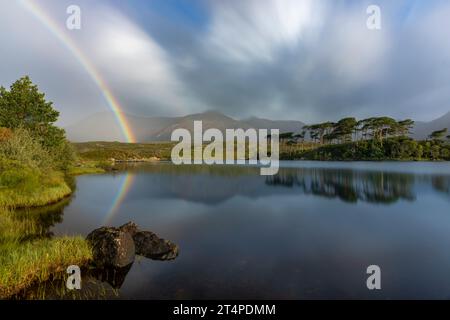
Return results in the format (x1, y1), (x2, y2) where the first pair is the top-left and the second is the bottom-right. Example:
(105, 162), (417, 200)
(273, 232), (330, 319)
(36, 161), (450, 299)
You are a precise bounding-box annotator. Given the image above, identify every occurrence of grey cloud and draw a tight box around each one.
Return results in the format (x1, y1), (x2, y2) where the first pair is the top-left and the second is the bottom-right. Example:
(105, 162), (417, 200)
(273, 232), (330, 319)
(0, 0), (121, 126)
(153, 0), (450, 123)
(2, 0), (450, 127)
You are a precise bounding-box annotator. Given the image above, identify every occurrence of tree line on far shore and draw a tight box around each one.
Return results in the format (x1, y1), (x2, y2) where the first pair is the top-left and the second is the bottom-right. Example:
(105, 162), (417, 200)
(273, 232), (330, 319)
(278, 117), (449, 161)
(280, 117), (448, 145)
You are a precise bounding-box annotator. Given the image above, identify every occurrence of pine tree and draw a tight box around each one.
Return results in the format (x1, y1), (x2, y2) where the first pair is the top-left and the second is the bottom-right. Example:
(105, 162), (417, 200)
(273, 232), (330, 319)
(0, 76), (65, 148)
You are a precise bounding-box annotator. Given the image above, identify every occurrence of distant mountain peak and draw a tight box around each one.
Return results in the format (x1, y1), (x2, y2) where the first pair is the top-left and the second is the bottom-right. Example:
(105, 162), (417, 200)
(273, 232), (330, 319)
(411, 110), (450, 139)
(243, 116), (262, 121)
(184, 110), (229, 118)
(66, 109), (450, 142)
(184, 110), (236, 122)
(441, 111), (450, 118)
(66, 110), (309, 142)
(201, 110), (226, 116)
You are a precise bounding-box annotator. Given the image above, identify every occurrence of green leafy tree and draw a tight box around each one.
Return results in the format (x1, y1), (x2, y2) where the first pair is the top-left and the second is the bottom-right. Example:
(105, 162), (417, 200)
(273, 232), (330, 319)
(414, 144), (423, 160)
(332, 117), (358, 143)
(293, 131), (306, 143)
(0, 76), (65, 148)
(374, 117), (397, 141)
(305, 122), (335, 144)
(441, 147), (450, 160)
(303, 125), (320, 143)
(279, 132), (294, 142)
(431, 145), (441, 160)
(429, 128), (448, 141)
(358, 117), (397, 143)
(395, 119), (415, 137)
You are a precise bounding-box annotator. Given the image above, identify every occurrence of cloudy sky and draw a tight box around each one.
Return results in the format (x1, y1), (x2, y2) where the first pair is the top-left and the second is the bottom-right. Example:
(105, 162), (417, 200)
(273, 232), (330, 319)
(1, 0), (450, 126)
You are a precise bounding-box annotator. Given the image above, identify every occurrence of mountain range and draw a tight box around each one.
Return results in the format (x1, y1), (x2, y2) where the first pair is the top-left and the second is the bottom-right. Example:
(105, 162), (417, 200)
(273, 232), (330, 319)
(65, 110), (306, 142)
(412, 112), (450, 140)
(65, 110), (450, 142)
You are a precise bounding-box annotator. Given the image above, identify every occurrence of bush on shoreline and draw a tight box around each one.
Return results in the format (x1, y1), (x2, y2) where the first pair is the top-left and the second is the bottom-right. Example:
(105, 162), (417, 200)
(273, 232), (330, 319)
(0, 129), (72, 208)
(0, 77), (76, 208)
(0, 76), (92, 299)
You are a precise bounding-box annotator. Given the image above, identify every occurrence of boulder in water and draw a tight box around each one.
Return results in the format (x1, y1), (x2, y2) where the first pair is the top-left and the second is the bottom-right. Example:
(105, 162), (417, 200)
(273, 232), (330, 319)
(86, 227), (135, 268)
(132, 230), (179, 260)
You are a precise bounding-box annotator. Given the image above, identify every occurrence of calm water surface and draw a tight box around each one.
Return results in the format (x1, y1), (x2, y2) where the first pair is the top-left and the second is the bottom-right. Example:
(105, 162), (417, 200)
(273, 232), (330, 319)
(48, 161), (450, 299)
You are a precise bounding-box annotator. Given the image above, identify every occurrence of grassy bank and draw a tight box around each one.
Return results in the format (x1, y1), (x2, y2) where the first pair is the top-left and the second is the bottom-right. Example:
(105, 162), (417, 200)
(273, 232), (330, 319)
(73, 140), (313, 162)
(0, 78), (95, 299)
(0, 169), (72, 208)
(68, 161), (106, 176)
(0, 237), (92, 299)
(0, 208), (92, 299)
(74, 141), (175, 161)
(0, 161), (93, 299)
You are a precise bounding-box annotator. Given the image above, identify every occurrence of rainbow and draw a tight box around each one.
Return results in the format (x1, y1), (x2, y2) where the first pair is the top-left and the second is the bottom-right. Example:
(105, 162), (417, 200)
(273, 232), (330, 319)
(20, 0), (136, 143)
(104, 173), (135, 226)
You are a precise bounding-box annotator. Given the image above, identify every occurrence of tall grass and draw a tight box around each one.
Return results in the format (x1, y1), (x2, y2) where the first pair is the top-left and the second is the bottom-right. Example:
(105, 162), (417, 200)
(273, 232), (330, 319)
(0, 208), (92, 299)
(0, 120), (93, 298)
(0, 168), (71, 208)
(0, 128), (93, 299)
(68, 162), (106, 176)
(0, 237), (92, 299)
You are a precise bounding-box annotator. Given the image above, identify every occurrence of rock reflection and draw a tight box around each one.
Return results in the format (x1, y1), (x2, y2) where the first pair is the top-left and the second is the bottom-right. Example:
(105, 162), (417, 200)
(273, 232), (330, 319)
(88, 264), (134, 289)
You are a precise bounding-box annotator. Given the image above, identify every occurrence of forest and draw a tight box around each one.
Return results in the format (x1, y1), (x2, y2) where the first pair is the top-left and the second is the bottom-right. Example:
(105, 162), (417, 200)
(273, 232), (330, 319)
(278, 117), (449, 161)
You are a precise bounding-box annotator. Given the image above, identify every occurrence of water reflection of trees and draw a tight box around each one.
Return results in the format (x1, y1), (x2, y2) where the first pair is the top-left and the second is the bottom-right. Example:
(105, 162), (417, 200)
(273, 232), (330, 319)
(266, 169), (417, 204)
(111, 163), (450, 205)
(432, 176), (450, 195)
(13, 197), (71, 241)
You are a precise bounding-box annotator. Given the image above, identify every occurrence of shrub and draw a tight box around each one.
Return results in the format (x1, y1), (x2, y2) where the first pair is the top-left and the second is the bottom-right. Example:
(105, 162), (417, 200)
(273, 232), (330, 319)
(367, 140), (384, 160)
(0, 127), (12, 142)
(0, 167), (39, 190)
(440, 147), (450, 160)
(414, 144), (424, 160)
(0, 129), (73, 207)
(431, 145), (441, 160)
(48, 139), (76, 172)
(0, 128), (52, 170)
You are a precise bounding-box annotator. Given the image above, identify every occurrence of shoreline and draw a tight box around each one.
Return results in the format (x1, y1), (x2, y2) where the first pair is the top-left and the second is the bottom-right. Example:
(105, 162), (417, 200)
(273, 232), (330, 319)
(3, 187), (73, 211)
(0, 169), (96, 300)
(3, 159), (450, 299)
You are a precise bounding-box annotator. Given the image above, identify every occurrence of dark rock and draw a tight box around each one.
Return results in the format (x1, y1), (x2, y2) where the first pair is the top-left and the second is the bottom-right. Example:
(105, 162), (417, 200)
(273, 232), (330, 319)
(118, 221), (139, 237)
(86, 227), (135, 268)
(133, 231), (179, 261)
(86, 222), (179, 270)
